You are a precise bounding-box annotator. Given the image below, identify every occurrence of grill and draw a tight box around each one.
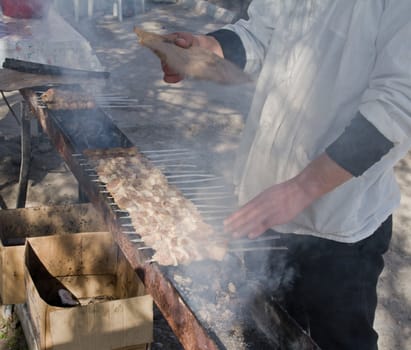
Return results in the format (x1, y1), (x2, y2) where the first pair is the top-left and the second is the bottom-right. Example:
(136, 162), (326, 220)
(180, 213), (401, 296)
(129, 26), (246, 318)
(20, 86), (320, 350)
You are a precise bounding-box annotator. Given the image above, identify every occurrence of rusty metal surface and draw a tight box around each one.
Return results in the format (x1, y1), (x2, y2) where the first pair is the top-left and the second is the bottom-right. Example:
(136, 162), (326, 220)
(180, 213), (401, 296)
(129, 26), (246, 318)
(21, 88), (320, 350)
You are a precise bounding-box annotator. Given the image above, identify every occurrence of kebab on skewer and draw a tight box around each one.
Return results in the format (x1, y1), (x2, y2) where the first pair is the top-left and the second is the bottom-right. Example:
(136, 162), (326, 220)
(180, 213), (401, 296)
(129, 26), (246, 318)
(84, 147), (227, 266)
(40, 88), (96, 110)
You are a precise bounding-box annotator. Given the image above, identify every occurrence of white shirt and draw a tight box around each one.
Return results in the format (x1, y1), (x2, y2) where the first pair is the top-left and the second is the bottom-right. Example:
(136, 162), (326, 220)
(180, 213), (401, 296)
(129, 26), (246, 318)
(225, 0), (411, 243)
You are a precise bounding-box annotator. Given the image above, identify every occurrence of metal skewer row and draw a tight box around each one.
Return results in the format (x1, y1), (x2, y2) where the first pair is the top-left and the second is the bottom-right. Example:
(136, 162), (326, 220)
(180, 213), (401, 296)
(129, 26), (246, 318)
(140, 148), (191, 154)
(142, 150), (194, 158)
(228, 246), (288, 252)
(163, 170), (210, 175)
(35, 92), (152, 109)
(76, 148), (236, 209)
(149, 156), (198, 164)
(119, 223), (156, 263)
(73, 148), (249, 259)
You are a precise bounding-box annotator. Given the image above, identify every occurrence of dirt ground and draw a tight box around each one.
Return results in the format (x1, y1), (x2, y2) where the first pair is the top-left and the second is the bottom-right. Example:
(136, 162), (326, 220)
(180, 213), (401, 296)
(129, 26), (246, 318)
(0, 2), (410, 349)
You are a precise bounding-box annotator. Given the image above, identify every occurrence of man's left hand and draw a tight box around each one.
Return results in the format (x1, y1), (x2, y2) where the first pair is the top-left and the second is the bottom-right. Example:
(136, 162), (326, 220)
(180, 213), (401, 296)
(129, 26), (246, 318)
(224, 179), (311, 239)
(224, 153), (353, 239)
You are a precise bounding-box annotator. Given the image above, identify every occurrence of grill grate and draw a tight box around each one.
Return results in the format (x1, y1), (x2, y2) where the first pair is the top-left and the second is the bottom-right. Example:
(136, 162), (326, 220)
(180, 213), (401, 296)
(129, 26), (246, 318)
(22, 87), (320, 350)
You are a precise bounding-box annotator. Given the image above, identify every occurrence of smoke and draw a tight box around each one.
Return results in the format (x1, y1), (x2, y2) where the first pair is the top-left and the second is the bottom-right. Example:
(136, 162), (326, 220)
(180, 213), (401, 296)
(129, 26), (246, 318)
(164, 230), (300, 349)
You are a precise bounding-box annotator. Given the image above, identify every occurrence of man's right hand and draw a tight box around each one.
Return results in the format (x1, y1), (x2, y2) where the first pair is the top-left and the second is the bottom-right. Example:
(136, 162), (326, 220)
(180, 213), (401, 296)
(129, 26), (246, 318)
(161, 32), (224, 84)
(162, 32), (199, 83)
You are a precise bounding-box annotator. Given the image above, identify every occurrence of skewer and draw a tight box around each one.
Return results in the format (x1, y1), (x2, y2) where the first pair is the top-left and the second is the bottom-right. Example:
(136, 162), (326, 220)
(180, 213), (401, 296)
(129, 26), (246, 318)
(150, 156), (197, 164)
(35, 93), (150, 108)
(165, 174), (220, 180)
(158, 164), (198, 169)
(99, 104), (152, 109)
(145, 259), (156, 264)
(95, 97), (142, 102)
(140, 148), (190, 154)
(202, 215), (227, 221)
(208, 234), (281, 244)
(184, 194), (232, 200)
(190, 195), (236, 201)
(199, 209), (233, 215)
(184, 190), (233, 196)
(101, 103), (148, 108)
(168, 178), (223, 185)
(34, 90), (137, 99)
(233, 236), (281, 244)
(130, 238), (144, 243)
(163, 170), (206, 175)
(121, 223), (134, 227)
(194, 204), (235, 209)
(122, 231), (137, 234)
(98, 100), (150, 105)
(146, 152), (193, 158)
(228, 246), (288, 253)
(95, 93), (129, 96)
(138, 246), (153, 251)
(178, 185), (226, 191)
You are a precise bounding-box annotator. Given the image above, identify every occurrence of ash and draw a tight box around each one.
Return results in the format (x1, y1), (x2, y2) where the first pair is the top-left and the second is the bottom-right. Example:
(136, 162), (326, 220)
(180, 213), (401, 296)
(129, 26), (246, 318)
(159, 246), (297, 350)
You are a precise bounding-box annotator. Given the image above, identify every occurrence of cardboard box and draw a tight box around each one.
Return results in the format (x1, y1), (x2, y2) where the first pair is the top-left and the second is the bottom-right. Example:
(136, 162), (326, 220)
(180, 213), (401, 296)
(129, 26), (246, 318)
(24, 232), (153, 350)
(0, 203), (106, 304)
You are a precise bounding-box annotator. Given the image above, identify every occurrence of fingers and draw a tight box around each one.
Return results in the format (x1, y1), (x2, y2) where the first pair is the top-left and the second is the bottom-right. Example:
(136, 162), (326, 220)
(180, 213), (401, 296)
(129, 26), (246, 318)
(164, 73), (183, 84)
(162, 61), (183, 83)
(225, 216), (267, 239)
(224, 180), (312, 240)
(174, 32), (197, 48)
(174, 37), (191, 49)
(163, 32), (195, 49)
(224, 199), (270, 239)
(224, 184), (295, 239)
(161, 32), (195, 84)
(162, 62), (180, 82)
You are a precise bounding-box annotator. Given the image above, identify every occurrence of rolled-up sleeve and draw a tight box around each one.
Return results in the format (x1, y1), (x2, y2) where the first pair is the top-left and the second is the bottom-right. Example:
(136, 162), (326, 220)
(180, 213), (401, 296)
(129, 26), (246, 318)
(326, 113), (394, 177)
(207, 29), (246, 69)
(359, 2), (411, 147)
(221, 0), (276, 75)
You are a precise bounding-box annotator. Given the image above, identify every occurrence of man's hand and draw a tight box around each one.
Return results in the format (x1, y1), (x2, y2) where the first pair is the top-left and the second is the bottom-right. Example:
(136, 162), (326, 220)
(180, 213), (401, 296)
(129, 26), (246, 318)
(162, 32), (197, 83)
(224, 179), (311, 239)
(224, 154), (353, 239)
(161, 32), (224, 83)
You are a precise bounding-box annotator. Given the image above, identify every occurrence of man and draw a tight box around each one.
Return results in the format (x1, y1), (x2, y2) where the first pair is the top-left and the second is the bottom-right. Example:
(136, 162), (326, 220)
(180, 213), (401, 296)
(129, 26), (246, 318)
(161, 1), (411, 349)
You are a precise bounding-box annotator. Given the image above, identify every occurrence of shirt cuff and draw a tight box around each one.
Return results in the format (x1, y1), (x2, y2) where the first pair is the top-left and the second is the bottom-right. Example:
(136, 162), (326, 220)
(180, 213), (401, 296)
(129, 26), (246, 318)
(206, 29), (246, 69)
(325, 112), (394, 177)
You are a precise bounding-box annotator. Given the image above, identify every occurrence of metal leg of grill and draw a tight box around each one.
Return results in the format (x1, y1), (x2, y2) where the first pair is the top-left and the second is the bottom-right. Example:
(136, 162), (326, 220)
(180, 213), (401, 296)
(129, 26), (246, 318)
(16, 102), (31, 208)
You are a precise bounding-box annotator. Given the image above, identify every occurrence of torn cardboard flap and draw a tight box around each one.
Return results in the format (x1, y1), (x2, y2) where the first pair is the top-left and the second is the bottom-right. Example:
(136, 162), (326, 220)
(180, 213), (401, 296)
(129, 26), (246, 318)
(25, 232), (153, 350)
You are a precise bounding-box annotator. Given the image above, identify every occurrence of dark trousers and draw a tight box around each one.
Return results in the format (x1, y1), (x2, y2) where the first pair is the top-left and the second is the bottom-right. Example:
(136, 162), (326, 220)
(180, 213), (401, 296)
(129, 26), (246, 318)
(280, 217), (392, 350)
